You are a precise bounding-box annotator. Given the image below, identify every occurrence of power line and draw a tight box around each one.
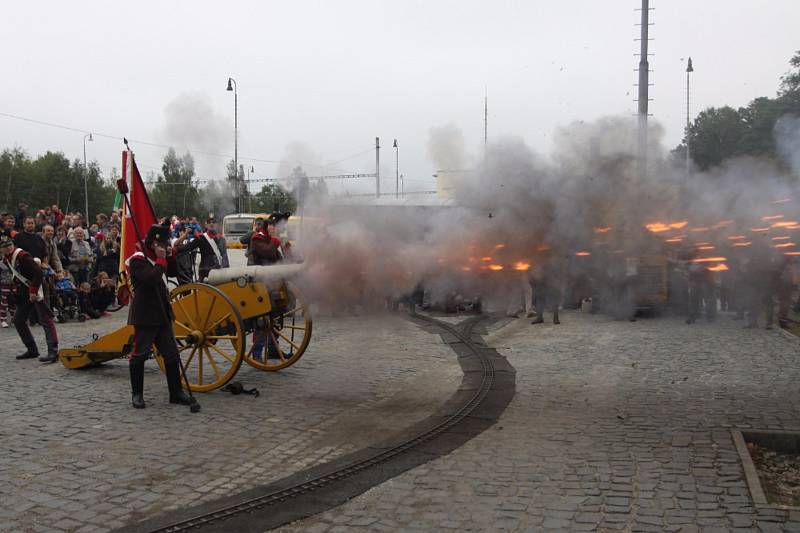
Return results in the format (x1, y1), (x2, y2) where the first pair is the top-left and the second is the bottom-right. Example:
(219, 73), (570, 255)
(0, 110), (371, 171)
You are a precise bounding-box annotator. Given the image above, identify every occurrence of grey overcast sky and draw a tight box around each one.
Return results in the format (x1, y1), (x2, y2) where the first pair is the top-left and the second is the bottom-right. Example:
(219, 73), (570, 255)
(1, 1), (797, 194)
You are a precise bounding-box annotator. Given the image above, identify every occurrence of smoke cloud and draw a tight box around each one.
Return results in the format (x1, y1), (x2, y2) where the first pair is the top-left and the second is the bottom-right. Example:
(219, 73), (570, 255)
(289, 114), (799, 315)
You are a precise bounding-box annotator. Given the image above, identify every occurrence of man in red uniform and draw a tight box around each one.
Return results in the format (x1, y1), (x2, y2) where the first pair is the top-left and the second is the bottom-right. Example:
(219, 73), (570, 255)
(127, 224), (198, 410)
(1, 234), (59, 362)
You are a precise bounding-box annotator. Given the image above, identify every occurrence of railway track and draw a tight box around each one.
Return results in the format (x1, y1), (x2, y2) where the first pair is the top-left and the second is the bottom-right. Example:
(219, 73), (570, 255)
(122, 311), (514, 533)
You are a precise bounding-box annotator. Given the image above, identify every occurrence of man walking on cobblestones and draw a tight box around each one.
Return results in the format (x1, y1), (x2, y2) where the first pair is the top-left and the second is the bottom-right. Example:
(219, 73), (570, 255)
(0, 234), (59, 362)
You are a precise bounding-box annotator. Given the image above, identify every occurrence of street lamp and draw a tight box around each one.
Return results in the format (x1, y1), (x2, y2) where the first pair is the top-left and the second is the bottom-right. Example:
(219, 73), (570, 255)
(226, 77), (239, 211)
(247, 165), (255, 212)
(393, 139), (399, 198)
(83, 133), (93, 224)
(685, 57), (694, 181)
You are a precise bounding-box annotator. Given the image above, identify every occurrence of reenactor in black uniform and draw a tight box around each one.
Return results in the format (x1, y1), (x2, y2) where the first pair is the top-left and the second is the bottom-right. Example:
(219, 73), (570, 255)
(179, 216), (228, 282)
(127, 224), (197, 410)
(0, 234), (59, 361)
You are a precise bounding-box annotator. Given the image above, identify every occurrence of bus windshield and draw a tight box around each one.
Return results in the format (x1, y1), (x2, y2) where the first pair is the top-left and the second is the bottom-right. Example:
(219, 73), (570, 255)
(223, 217), (254, 236)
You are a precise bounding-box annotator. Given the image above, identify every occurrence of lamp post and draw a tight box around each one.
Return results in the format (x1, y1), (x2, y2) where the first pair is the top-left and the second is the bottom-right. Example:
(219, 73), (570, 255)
(247, 165), (254, 212)
(685, 57), (694, 181)
(393, 139), (399, 198)
(226, 77), (239, 211)
(83, 133), (93, 223)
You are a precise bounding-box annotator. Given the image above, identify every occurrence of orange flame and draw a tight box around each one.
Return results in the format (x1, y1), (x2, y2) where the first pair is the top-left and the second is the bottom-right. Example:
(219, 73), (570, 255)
(697, 246), (715, 251)
(774, 242), (796, 248)
(575, 251), (591, 257)
(460, 266), (472, 272)
(665, 237), (683, 243)
(728, 235), (746, 240)
(488, 264), (504, 271)
(751, 227), (770, 232)
(480, 256), (493, 262)
(690, 257), (727, 263)
(732, 242), (752, 247)
(494, 243), (506, 249)
(712, 220), (734, 228)
(512, 261), (531, 271)
(593, 227), (612, 234)
(785, 251), (800, 256)
(706, 264), (729, 272)
(536, 245), (550, 252)
(773, 236), (791, 241)
(689, 227), (710, 233)
(762, 215), (784, 221)
(645, 221), (689, 233)
(771, 221), (799, 228)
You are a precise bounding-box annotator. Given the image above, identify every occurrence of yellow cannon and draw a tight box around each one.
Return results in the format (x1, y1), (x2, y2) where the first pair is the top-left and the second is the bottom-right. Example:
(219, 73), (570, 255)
(58, 264), (312, 392)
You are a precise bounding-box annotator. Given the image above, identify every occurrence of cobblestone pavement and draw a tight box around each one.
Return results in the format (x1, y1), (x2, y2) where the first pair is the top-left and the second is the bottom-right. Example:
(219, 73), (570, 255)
(282, 311), (800, 532)
(0, 309), (460, 532)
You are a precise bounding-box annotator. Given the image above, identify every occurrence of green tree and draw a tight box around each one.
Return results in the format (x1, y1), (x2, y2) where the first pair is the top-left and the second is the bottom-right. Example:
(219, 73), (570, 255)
(149, 148), (200, 218)
(254, 183), (296, 213)
(685, 106), (749, 171)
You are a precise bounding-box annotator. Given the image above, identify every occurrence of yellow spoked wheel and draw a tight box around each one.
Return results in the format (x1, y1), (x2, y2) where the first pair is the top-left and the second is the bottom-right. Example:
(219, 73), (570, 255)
(244, 281), (312, 371)
(156, 283), (245, 393)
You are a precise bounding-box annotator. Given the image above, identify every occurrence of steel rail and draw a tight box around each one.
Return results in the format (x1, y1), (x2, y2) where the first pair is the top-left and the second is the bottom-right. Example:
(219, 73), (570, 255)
(147, 312), (493, 533)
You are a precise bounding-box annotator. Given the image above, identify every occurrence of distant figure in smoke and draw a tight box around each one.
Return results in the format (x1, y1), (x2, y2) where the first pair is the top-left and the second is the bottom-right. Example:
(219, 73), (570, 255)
(531, 253), (562, 325)
(686, 253), (717, 324)
(745, 238), (777, 330)
(506, 269), (534, 319)
(606, 254), (637, 322)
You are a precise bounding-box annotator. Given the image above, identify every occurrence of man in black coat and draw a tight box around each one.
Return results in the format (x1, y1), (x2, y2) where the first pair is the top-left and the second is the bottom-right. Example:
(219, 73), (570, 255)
(126, 224), (198, 410)
(1, 234), (59, 362)
(13, 217), (47, 261)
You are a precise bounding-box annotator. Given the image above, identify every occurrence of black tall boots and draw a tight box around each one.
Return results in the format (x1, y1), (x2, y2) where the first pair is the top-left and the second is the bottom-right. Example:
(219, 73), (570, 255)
(130, 360), (146, 409)
(165, 359), (198, 408)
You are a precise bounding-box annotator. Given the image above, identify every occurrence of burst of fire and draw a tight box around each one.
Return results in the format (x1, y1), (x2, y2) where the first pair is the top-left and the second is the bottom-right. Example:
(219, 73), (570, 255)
(732, 242), (752, 247)
(690, 257), (727, 263)
(771, 221), (799, 228)
(494, 243), (506, 249)
(751, 227), (770, 232)
(762, 215), (784, 221)
(488, 264), (504, 271)
(665, 237), (683, 243)
(774, 242), (796, 248)
(697, 246), (715, 251)
(460, 266), (472, 272)
(712, 220), (734, 229)
(536, 245), (550, 252)
(593, 227), (612, 234)
(773, 236), (791, 241)
(727, 235), (747, 240)
(512, 261), (531, 271)
(706, 264), (729, 272)
(785, 251), (800, 256)
(480, 256), (493, 262)
(575, 251), (591, 257)
(645, 221), (689, 233)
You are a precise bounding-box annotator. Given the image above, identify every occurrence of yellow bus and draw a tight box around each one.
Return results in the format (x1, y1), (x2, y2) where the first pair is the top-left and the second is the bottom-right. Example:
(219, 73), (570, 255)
(222, 213), (312, 249)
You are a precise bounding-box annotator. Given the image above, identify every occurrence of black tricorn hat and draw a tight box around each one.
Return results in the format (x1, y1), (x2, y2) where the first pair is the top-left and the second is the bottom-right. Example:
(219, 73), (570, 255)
(268, 212), (291, 225)
(0, 233), (13, 249)
(144, 223), (171, 249)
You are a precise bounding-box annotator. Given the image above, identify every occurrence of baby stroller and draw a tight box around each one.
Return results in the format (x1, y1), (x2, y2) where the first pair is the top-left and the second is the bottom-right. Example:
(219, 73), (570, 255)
(51, 277), (82, 323)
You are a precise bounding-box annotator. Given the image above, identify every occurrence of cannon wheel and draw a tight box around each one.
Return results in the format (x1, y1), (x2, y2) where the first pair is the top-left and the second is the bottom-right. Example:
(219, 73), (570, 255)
(156, 283), (245, 393)
(244, 281), (312, 371)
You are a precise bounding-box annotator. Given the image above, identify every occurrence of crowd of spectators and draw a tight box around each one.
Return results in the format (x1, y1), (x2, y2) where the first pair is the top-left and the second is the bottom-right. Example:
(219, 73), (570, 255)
(0, 202), (120, 326)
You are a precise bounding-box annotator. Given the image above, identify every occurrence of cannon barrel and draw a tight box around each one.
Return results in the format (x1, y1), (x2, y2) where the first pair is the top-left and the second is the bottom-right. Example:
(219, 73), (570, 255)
(206, 264), (303, 287)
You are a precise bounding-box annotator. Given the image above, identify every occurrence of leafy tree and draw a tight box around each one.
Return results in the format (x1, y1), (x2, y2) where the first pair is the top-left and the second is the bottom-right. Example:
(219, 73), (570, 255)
(685, 106), (749, 171)
(779, 50), (800, 97)
(149, 148), (200, 218)
(254, 183), (296, 213)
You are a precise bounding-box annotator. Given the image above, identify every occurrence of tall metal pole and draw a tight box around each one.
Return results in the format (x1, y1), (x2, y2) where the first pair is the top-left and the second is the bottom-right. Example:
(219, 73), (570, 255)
(375, 137), (380, 198)
(637, 0), (650, 180)
(83, 133), (92, 223)
(484, 86), (488, 153)
(685, 57), (694, 181)
(227, 77), (239, 212)
(248, 165), (254, 212)
(393, 139), (399, 198)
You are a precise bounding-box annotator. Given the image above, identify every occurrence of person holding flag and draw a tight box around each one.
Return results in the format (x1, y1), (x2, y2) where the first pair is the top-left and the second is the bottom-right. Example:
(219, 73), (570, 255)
(118, 146), (198, 411)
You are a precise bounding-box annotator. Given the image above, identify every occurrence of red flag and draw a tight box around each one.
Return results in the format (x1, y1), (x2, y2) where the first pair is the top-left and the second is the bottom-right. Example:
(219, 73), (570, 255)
(119, 149), (157, 271)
